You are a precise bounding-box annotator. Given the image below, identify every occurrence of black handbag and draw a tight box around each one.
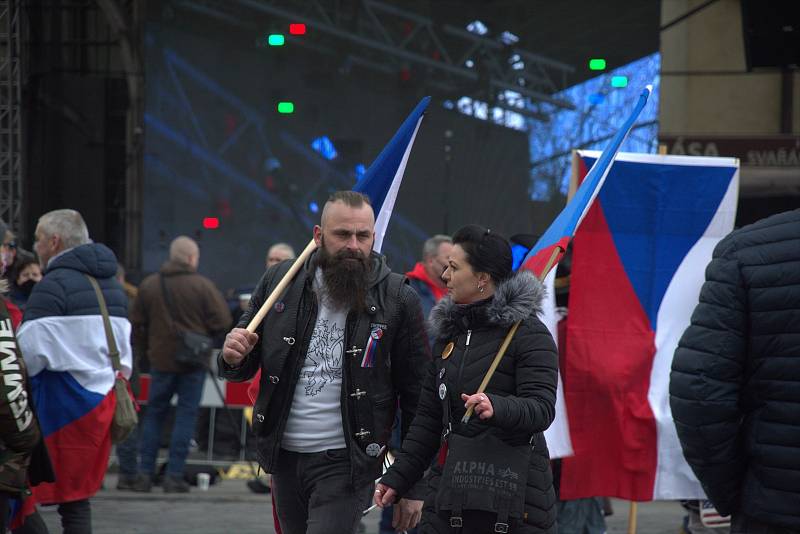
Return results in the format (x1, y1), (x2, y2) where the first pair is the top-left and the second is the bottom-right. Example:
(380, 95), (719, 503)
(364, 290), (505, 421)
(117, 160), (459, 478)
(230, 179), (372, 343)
(437, 433), (531, 531)
(159, 275), (213, 370)
(436, 321), (532, 533)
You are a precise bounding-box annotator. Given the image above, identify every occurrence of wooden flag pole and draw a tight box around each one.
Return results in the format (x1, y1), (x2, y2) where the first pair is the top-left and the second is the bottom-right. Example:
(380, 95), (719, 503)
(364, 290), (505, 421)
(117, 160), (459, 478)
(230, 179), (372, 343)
(628, 501), (638, 534)
(461, 245), (563, 423)
(460, 320), (521, 424)
(538, 245), (564, 283)
(245, 239), (318, 333)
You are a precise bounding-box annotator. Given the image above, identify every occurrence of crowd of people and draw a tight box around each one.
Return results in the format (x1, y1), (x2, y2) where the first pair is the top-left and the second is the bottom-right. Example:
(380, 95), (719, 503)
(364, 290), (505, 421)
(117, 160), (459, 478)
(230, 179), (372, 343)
(0, 198), (798, 534)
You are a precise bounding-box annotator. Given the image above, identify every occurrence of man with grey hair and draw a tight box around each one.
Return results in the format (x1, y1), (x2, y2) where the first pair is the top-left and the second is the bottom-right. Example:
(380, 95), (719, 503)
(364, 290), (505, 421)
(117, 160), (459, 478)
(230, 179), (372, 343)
(131, 235), (231, 493)
(32, 209), (92, 269)
(405, 234), (452, 318)
(18, 209), (132, 533)
(265, 242), (296, 268)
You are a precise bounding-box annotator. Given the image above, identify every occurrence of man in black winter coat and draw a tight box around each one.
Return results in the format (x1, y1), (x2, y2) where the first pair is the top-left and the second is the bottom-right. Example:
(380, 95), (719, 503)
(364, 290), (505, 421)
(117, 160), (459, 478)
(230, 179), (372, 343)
(221, 191), (431, 534)
(670, 209), (800, 533)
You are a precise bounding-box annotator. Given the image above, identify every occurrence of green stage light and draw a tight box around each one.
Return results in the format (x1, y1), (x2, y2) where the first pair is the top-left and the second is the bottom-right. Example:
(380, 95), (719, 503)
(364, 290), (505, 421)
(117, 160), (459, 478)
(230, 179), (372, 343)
(268, 34), (285, 46)
(277, 102), (294, 114)
(589, 58), (606, 71)
(611, 75), (628, 88)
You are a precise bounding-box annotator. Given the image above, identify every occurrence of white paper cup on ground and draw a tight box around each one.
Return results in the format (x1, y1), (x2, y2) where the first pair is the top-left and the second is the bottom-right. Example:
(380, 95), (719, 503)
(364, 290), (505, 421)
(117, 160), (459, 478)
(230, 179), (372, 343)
(197, 472), (210, 491)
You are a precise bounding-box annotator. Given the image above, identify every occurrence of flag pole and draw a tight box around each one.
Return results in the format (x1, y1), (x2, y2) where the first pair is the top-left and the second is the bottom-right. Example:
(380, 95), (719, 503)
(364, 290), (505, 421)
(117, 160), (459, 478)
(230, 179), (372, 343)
(628, 502), (638, 534)
(537, 246), (563, 282)
(245, 239), (317, 333)
(461, 245), (563, 423)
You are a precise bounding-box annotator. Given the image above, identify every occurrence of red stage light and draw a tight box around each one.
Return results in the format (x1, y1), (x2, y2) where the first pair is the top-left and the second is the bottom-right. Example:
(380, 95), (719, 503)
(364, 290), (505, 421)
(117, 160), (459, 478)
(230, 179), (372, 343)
(202, 217), (219, 229)
(289, 23), (306, 35)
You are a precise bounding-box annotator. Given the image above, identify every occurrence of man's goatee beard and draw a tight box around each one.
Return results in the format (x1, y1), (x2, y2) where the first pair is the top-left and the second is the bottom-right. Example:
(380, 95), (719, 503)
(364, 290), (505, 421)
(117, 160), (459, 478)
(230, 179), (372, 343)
(314, 244), (371, 311)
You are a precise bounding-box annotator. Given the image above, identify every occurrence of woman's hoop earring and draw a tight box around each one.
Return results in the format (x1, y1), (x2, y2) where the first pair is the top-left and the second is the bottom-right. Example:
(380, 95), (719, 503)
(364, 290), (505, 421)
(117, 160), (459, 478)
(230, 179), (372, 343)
(479, 285), (485, 293)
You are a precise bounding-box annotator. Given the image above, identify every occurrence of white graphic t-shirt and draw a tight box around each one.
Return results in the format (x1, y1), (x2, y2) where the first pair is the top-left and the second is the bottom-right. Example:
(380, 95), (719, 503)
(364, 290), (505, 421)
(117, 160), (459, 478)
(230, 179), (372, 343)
(281, 269), (348, 452)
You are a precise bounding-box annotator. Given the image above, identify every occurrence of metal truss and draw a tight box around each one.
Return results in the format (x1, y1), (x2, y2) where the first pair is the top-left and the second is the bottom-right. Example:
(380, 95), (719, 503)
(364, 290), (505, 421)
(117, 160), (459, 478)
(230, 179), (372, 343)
(176, 0), (576, 117)
(0, 0), (22, 233)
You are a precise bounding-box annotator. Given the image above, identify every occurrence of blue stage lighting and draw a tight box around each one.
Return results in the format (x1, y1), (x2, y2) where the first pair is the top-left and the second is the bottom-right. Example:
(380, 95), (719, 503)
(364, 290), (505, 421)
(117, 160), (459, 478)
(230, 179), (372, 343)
(311, 136), (338, 160)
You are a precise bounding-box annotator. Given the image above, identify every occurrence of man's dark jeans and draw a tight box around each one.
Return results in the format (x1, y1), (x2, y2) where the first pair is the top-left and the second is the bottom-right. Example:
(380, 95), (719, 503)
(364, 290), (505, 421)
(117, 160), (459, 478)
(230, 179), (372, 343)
(272, 448), (374, 534)
(116, 416), (141, 476)
(138, 369), (205, 476)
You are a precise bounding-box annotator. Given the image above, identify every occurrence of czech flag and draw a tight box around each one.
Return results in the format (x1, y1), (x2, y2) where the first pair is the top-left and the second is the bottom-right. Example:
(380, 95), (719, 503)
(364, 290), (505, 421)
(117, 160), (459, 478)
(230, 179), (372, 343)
(559, 150), (739, 501)
(521, 86), (653, 281)
(17, 313), (132, 504)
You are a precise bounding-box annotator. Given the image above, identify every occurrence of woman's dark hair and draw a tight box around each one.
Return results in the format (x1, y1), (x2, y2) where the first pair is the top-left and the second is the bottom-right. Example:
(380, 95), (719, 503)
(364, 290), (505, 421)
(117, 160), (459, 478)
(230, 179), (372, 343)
(10, 250), (38, 285)
(452, 224), (513, 284)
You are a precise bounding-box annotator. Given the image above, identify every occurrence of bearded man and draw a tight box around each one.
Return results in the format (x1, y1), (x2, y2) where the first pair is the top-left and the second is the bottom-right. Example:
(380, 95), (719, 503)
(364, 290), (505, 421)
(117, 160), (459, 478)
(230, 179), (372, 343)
(221, 191), (430, 534)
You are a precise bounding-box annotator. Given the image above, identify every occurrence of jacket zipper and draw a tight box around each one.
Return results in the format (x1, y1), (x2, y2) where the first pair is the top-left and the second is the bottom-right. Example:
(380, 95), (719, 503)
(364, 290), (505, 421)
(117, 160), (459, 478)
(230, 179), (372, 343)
(454, 329), (472, 416)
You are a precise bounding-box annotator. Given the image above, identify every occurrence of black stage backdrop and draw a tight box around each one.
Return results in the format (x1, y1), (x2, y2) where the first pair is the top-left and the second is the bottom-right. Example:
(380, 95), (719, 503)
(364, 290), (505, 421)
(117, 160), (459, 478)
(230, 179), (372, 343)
(142, 10), (534, 291)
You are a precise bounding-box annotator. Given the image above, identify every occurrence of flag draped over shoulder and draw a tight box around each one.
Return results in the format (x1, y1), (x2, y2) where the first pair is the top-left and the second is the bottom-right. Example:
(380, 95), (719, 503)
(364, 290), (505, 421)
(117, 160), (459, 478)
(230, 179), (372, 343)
(17, 313), (132, 504)
(559, 151), (740, 501)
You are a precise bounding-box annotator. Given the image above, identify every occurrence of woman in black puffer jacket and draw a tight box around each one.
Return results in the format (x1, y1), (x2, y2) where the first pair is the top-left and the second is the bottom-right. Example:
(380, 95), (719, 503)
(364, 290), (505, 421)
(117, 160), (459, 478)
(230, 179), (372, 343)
(376, 225), (559, 533)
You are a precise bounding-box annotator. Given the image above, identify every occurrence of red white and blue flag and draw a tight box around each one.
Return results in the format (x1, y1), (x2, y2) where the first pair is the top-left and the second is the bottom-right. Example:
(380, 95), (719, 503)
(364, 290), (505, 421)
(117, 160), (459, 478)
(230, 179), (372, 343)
(354, 96), (430, 253)
(523, 86), (652, 460)
(558, 150), (740, 501)
(17, 315), (132, 504)
(521, 86), (652, 280)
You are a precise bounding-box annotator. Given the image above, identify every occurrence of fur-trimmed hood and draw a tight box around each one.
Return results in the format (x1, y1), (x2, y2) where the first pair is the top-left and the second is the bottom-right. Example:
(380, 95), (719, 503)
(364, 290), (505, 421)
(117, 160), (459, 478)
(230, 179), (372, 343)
(427, 270), (546, 343)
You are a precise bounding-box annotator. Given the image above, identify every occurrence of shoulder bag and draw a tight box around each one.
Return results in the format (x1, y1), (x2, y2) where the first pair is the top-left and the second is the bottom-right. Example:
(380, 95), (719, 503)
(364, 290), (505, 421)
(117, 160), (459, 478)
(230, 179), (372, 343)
(86, 275), (138, 443)
(159, 274), (213, 370)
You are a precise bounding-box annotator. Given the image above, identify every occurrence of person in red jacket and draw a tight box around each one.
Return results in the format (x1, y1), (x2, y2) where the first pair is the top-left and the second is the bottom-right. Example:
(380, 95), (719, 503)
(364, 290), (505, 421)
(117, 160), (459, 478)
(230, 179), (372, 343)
(405, 235), (452, 318)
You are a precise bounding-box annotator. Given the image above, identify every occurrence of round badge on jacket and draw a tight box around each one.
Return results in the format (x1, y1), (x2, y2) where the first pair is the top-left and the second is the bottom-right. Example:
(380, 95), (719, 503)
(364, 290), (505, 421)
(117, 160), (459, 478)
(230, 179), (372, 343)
(438, 382), (447, 400)
(441, 341), (454, 359)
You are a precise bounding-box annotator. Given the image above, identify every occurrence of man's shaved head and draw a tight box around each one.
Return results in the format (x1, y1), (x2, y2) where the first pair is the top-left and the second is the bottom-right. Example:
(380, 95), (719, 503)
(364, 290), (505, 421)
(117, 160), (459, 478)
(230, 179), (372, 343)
(169, 236), (200, 269)
(320, 191), (373, 228)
